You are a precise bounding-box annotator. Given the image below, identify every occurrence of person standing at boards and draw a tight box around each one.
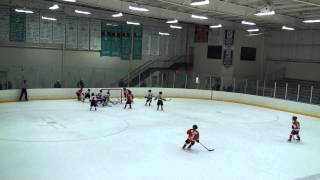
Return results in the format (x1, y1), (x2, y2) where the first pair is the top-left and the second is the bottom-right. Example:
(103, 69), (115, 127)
(19, 80), (28, 101)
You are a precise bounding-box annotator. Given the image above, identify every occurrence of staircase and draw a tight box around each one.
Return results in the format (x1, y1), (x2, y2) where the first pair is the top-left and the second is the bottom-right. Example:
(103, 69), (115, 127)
(118, 56), (188, 87)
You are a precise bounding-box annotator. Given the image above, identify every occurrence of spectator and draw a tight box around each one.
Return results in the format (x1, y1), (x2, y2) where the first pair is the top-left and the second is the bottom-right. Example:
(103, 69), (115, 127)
(7, 81), (12, 89)
(54, 80), (62, 88)
(77, 80), (85, 88)
(19, 80), (28, 101)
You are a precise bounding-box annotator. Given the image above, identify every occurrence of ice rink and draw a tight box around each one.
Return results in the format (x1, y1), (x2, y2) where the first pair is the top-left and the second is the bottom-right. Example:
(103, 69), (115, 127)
(0, 98), (319, 180)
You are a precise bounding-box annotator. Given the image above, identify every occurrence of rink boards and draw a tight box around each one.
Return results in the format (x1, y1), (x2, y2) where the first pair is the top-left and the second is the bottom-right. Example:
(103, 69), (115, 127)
(0, 87), (319, 118)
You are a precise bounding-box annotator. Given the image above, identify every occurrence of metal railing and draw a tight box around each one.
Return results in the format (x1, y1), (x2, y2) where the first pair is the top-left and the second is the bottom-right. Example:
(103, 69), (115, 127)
(117, 55), (187, 87)
(122, 71), (320, 106)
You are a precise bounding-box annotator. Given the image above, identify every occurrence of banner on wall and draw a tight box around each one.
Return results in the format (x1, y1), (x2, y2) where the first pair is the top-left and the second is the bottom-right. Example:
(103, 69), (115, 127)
(194, 25), (208, 43)
(223, 48), (233, 66)
(121, 24), (132, 60)
(224, 30), (235, 46)
(133, 26), (143, 60)
(100, 22), (112, 56)
(65, 17), (78, 49)
(90, 20), (101, 51)
(78, 19), (90, 50)
(10, 8), (26, 42)
(26, 12), (39, 43)
(0, 6), (10, 41)
(52, 14), (65, 44)
(111, 25), (121, 57)
(40, 11), (53, 43)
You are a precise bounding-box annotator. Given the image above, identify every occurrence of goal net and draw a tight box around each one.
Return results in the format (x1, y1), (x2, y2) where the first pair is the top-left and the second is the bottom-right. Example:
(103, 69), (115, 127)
(100, 88), (123, 104)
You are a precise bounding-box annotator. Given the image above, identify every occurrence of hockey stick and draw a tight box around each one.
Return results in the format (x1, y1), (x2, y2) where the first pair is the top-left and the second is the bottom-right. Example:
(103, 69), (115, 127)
(199, 142), (214, 151)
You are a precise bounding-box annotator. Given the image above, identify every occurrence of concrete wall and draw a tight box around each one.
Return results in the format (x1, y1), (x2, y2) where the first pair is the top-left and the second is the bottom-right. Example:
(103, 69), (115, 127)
(1, 87), (319, 118)
(0, 23), (188, 89)
(266, 30), (320, 81)
(191, 28), (265, 88)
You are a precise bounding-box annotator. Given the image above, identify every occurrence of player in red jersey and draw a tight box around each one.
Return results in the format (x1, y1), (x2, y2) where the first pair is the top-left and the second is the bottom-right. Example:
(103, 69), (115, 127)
(124, 90), (134, 109)
(182, 125), (200, 149)
(123, 88), (129, 100)
(288, 116), (301, 142)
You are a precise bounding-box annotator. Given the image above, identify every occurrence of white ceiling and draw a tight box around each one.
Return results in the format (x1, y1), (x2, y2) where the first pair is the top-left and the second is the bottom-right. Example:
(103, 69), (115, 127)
(3, 0), (320, 30)
(62, 0), (320, 29)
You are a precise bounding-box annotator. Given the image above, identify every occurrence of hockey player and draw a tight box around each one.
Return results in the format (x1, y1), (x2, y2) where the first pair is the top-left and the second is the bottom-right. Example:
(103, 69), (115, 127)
(124, 90), (134, 109)
(76, 88), (83, 101)
(288, 116), (301, 142)
(123, 88), (129, 100)
(154, 91), (165, 111)
(102, 90), (112, 107)
(145, 89), (153, 106)
(82, 89), (91, 102)
(182, 125), (200, 149)
(90, 93), (97, 111)
(96, 90), (104, 104)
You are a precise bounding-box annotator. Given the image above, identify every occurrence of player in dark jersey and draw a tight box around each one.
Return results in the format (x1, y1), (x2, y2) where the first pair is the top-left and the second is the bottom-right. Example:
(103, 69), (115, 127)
(154, 91), (165, 111)
(90, 93), (97, 111)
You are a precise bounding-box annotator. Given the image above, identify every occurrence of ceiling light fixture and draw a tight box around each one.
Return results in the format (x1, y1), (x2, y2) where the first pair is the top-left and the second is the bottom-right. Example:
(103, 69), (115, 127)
(14, 8), (34, 13)
(63, 0), (76, 2)
(255, 11), (275, 16)
(159, 32), (170, 36)
(129, 6), (149, 12)
(170, 25), (183, 29)
(247, 28), (259, 32)
(241, 20), (256, 26)
(127, 21), (140, 25)
(75, 10), (91, 15)
(303, 19), (320, 23)
(282, 26), (295, 30)
(41, 16), (57, 21)
(49, 4), (59, 10)
(210, 24), (222, 28)
(112, 12), (123, 17)
(166, 19), (178, 24)
(190, 0), (210, 6)
(191, 14), (208, 20)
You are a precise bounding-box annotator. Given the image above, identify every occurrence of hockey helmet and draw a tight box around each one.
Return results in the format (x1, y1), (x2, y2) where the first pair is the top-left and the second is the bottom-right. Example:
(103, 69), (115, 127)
(193, 124), (198, 130)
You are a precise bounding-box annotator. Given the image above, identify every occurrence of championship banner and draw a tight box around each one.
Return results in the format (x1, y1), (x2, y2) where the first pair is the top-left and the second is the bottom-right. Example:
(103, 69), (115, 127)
(26, 12), (39, 43)
(133, 26), (143, 60)
(194, 25), (208, 42)
(90, 20), (101, 51)
(111, 25), (121, 57)
(223, 48), (233, 66)
(77, 19), (90, 50)
(0, 6), (10, 41)
(65, 17), (78, 49)
(224, 30), (235, 46)
(40, 11), (53, 44)
(52, 14), (65, 45)
(121, 24), (132, 60)
(10, 8), (26, 42)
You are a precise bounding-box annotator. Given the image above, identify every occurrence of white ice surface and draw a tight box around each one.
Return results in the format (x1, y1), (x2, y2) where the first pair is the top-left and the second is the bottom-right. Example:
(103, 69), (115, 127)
(0, 99), (319, 180)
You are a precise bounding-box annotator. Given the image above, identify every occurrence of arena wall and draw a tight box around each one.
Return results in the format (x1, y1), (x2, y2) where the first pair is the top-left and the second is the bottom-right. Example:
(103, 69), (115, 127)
(0, 88), (319, 118)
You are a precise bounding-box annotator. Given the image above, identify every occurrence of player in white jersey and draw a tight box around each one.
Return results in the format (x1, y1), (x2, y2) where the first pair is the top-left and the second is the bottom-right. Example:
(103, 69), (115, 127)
(145, 89), (153, 106)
